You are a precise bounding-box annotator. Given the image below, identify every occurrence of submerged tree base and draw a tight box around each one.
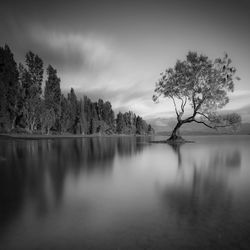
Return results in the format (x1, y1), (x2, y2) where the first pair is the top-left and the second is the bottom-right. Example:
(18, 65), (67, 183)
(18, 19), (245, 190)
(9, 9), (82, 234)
(150, 136), (194, 144)
(166, 137), (187, 144)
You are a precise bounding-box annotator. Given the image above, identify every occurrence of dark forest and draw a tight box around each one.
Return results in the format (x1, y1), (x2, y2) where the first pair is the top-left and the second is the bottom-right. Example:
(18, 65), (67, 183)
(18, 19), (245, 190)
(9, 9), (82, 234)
(0, 44), (154, 135)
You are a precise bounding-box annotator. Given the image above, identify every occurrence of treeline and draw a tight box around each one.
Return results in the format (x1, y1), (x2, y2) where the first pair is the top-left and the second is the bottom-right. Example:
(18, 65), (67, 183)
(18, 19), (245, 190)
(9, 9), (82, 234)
(0, 44), (154, 135)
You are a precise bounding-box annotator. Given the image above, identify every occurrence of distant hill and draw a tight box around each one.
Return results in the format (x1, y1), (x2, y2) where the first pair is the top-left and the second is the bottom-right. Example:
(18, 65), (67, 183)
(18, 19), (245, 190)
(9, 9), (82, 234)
(147, 104), (250, 135)
(147, 117), (250, 135)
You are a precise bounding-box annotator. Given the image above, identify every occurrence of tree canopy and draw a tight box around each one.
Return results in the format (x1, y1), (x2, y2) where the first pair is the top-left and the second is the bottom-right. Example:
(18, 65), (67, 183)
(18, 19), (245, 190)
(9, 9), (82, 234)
(153, 51), (241, 141)
(0, 45), (19, 129)
(0, 44), (154, 136)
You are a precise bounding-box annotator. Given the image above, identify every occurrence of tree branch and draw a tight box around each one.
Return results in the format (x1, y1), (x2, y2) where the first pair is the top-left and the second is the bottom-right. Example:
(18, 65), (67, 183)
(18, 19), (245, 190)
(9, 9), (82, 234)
(183, 96), (187, 110)
(170, 96), (179, 119)
(194, 96), (206, 113)
(193, 118), (236, 130)
(193, 119), (214, 129)
(192, 92), (196, 110)
(196, 112), (217, 123)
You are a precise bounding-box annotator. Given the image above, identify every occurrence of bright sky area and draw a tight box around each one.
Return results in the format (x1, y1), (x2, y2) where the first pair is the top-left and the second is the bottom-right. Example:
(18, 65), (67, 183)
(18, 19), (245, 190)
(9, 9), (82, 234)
(1, 0), (249, 120)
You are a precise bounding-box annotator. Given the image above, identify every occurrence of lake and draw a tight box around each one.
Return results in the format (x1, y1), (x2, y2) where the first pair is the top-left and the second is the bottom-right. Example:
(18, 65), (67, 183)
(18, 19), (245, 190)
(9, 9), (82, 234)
(0, 135), (250, 249)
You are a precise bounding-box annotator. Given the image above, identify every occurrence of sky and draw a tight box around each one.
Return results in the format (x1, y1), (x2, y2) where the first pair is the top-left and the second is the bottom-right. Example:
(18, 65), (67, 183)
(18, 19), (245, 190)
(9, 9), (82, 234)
(0, 0), (250, 120)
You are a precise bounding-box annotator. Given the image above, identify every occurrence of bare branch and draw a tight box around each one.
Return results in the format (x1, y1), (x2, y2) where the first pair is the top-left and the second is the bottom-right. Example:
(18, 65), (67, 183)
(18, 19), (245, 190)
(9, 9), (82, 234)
(192, 92), (196, 110)
(194, 96), (206, 113)
(179, 95), (184, 112)
(196, 112), (217, 123)
(194, 117), (239, 130)
(193, 119), (214, 129)
(170, 96), (179, 118)
(183, 96), (187, 109)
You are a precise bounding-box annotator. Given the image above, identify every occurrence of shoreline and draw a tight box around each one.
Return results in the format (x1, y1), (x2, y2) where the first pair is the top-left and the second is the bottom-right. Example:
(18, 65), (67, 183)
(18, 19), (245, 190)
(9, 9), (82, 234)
(0, 133), (249, 140)
(0, 133), (153, 140)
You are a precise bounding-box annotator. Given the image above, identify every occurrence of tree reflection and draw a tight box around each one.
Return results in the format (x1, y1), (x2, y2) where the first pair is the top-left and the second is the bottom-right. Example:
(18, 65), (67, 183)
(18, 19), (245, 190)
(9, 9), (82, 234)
(168, 143), (183, 168)
(159, 145), (241, 225)
(157, 144), (243, 248)
(0, 137), (147, 237)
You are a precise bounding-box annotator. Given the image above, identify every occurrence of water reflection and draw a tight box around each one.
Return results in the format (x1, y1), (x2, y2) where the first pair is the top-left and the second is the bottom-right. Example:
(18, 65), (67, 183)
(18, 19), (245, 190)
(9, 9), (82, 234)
(162, 143), (241, 214)
(158, 141), (246, 248)
(0, 137), (146, 238)
(0, 136), (250, 249)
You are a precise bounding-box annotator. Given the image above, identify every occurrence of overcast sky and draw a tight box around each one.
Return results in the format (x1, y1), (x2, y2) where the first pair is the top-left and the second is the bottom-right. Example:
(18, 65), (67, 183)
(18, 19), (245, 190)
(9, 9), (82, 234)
(1, 0), (250, 119)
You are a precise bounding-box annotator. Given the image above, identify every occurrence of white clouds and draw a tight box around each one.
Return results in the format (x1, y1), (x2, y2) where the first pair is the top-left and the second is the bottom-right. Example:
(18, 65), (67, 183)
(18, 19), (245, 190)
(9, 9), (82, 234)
(26, 26), (161, 117)
(1, 0), (250, 122)
(24, 25), (250, 120)
(29, 26), (114, 71)
(226, 90), (250, 110)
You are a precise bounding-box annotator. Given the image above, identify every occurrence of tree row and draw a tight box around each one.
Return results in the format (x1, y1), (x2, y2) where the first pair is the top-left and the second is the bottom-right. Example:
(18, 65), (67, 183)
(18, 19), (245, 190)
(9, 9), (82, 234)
(0, 44), (154, 135)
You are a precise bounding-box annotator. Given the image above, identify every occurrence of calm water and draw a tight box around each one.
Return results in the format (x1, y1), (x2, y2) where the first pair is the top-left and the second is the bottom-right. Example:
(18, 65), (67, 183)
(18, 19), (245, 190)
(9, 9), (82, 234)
(0, 135), (250, 250)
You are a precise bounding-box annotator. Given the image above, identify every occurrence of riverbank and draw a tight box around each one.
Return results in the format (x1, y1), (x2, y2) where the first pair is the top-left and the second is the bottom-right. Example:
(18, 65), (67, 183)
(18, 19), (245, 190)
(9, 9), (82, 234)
(0, 133), (152, 140)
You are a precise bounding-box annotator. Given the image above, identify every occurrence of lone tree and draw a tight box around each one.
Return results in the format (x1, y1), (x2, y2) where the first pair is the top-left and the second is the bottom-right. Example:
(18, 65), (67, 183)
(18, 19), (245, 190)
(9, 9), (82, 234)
(153, 52), (241, 142)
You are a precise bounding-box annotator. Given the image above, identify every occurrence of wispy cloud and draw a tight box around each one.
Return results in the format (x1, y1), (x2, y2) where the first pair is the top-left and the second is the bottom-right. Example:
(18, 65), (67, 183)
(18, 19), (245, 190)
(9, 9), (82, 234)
(1, 0), (250, 119)
(28, 26), (114, 73)
(25, 26), (160, 117)
(226, 90), (250, 110)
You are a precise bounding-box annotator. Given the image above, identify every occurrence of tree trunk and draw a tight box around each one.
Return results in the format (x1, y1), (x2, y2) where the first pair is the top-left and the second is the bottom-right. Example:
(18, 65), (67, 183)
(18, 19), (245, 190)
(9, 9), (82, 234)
(11, 116), (17, 130)
(167, 121), (183, 142)
(30, 122), (35, 133)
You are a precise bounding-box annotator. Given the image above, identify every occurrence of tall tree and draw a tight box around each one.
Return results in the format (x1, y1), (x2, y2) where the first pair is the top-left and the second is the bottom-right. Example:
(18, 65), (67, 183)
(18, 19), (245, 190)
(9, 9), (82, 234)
(103, 101), (115, 131)
(19, 51), (44, 132)
(60, 94), (71, 133)
(44, 65), (61, 131)
(136, 116), (144, 134)
(67, 88), (79, 133)
(0, 44), (19, 131)
(116, 112), (125, 134)
(82, 95), (92, 134)
(89, 102), (99, 134)
(79, 98), (88, 134)
(25, 51), (43, 95)
(39, 99), (56, 134)
(153, 52), (241, 141)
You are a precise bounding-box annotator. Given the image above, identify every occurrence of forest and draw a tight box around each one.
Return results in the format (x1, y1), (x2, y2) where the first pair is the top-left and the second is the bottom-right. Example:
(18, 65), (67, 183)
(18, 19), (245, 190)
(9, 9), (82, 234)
(0, 44), (154, 135)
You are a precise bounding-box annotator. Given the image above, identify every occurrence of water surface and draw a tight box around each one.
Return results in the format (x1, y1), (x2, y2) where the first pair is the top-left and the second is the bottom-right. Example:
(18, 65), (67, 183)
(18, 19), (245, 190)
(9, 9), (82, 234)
(0, 135), (250, 249)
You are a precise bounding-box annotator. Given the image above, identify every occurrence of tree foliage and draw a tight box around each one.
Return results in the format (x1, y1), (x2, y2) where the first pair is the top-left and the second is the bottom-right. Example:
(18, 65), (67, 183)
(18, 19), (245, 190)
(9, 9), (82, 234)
(44, 65), (61, 129)
(153, 51), (241, 140)
(0, 45), (19, 130)
(0, 44), (153, 135)
(19, 51), (44, 132)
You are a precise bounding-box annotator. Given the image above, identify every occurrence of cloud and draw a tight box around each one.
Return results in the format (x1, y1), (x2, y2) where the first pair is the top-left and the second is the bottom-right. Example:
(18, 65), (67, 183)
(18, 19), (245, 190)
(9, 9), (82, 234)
(226, 90), (250, 110)
(69, 81), (154, 114)
(28, 26), (114, 74)
(22, 25), (160, 118)
(1, 0), (250, 120)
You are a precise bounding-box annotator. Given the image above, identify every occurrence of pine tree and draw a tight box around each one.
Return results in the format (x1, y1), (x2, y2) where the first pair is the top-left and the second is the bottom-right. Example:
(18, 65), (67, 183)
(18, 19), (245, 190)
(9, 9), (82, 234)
(136, 116), (144, 134)
(67, 88), (79, 133)
(89, 102), (99, 133)
(116, 112), (125, 134)
(44, 65), (61, 131)
(40, 99), (56, 134)
(0, 44), (19, 131)
(60, 94), (71, 133)
(19, 51), (44, 132)
(79, 98), (88, 134)
(82, 96), (92, 134)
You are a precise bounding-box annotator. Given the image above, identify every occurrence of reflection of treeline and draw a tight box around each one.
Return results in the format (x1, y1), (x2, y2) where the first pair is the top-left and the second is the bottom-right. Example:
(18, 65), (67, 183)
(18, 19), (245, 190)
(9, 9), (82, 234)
(0, 137), (146, 228)
(0, 44), (154, 135)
